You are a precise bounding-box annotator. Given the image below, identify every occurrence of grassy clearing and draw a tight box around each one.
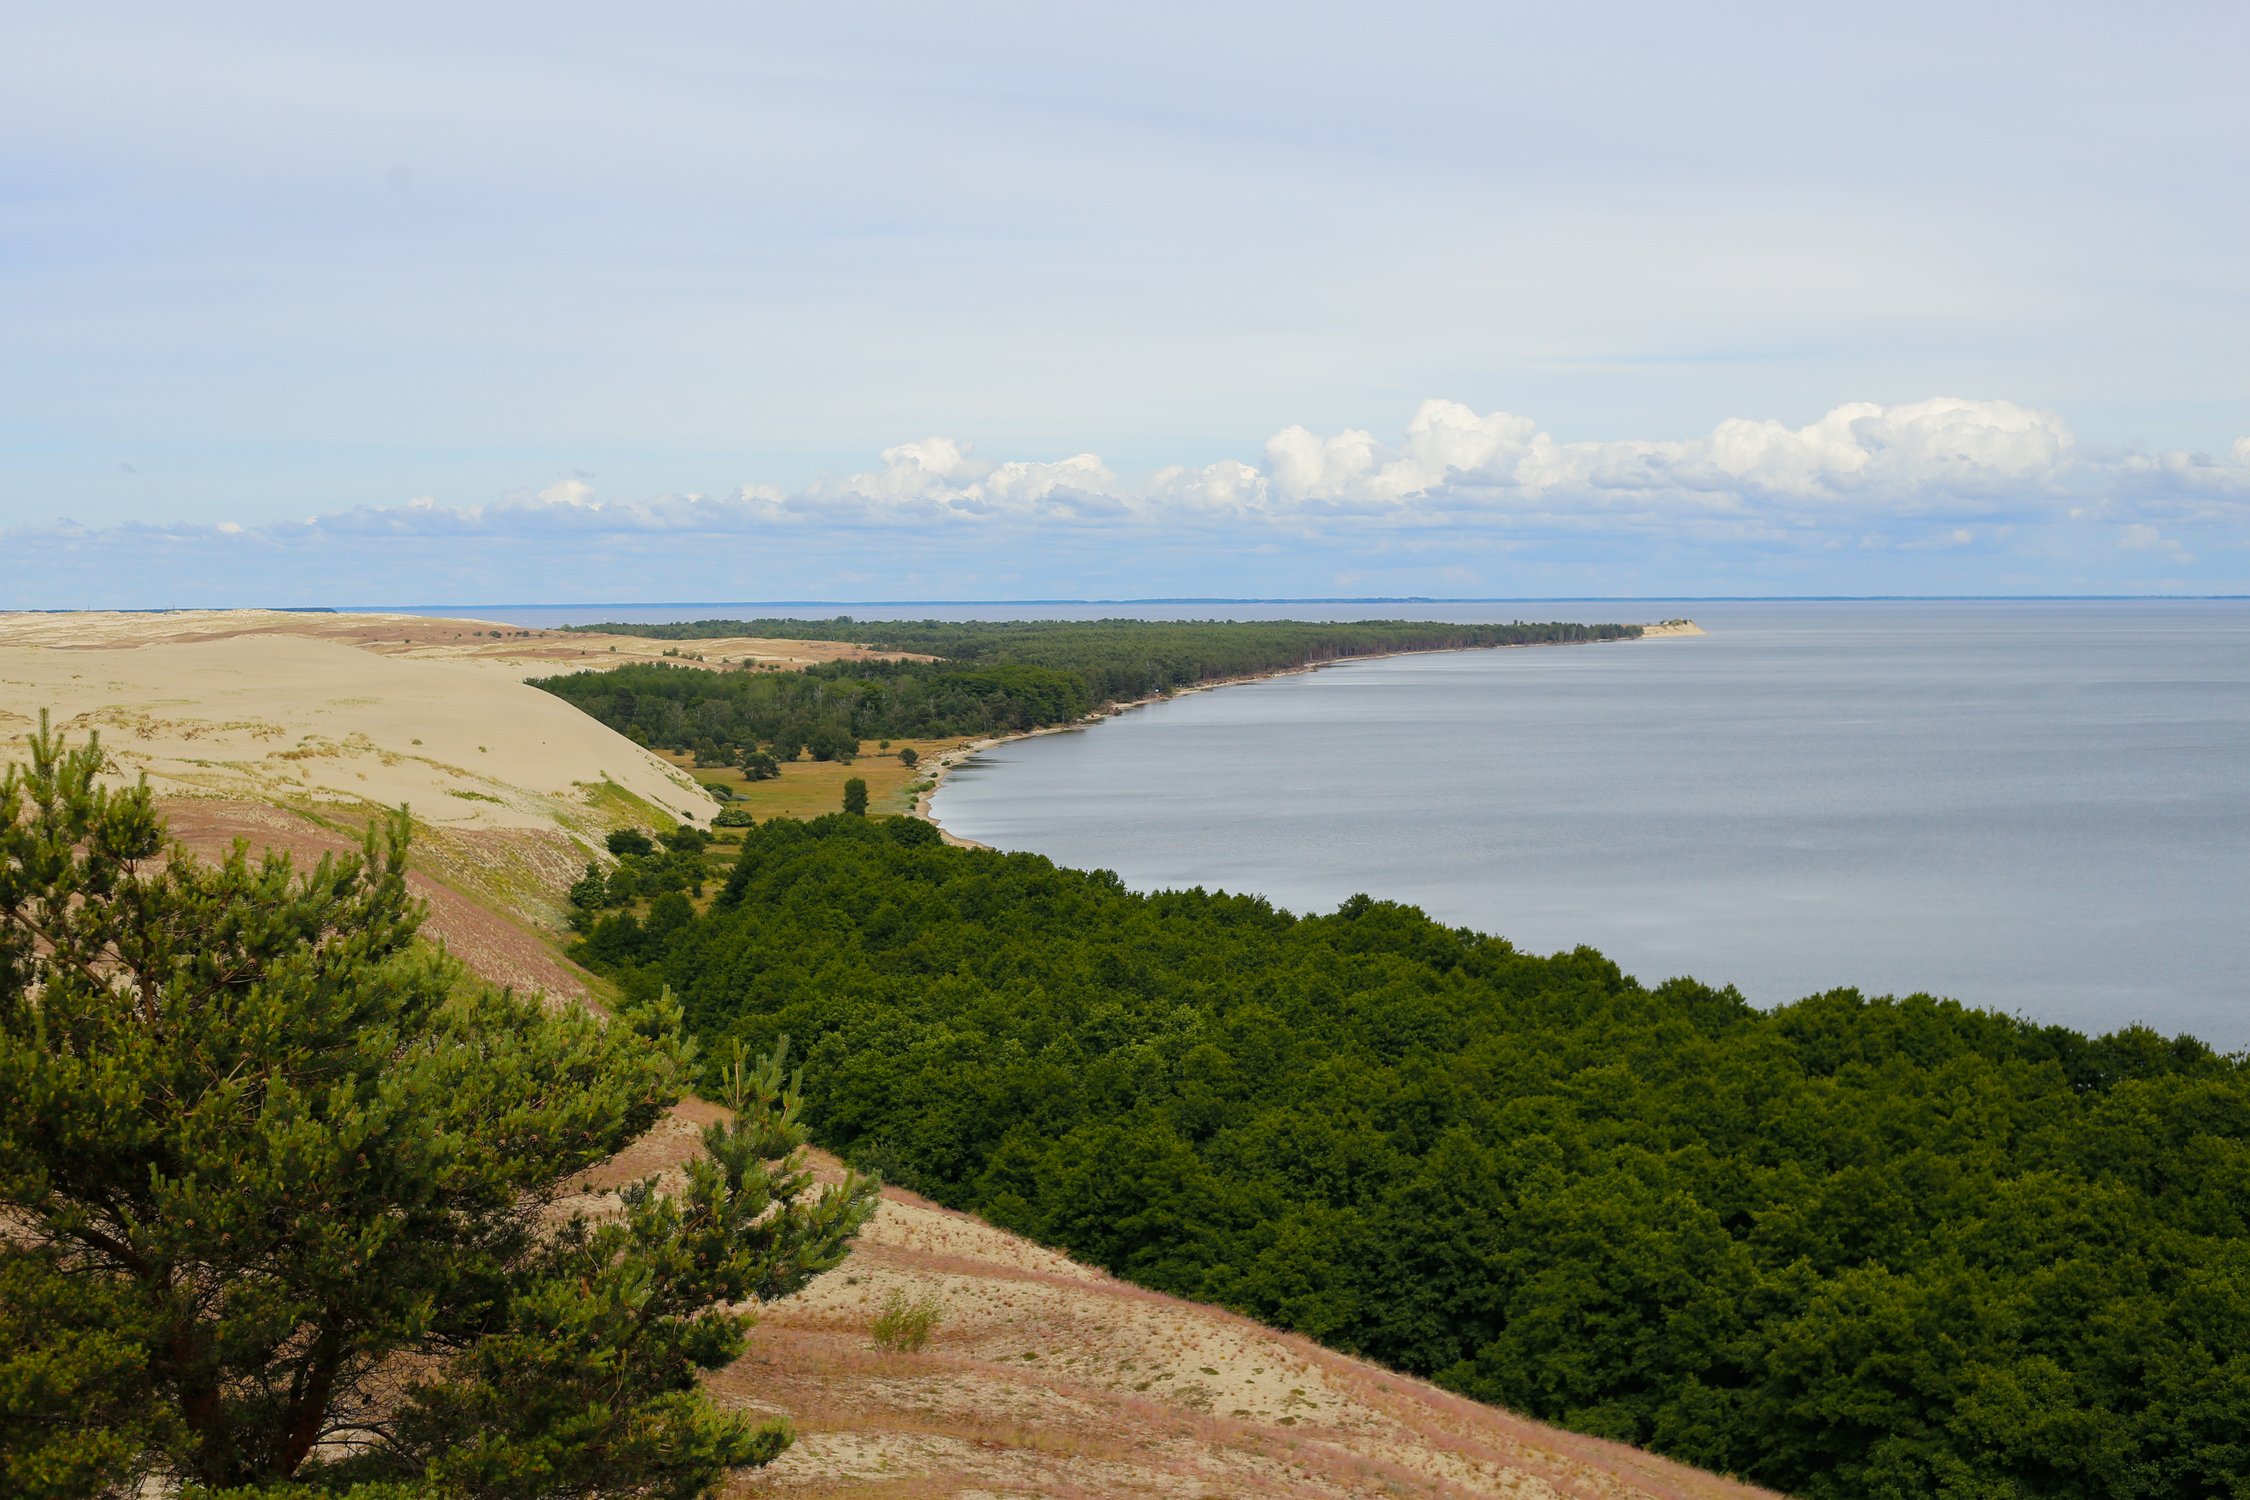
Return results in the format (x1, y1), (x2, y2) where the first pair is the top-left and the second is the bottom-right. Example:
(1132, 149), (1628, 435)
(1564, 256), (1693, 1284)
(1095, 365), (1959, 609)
(659, 739), (963, 822)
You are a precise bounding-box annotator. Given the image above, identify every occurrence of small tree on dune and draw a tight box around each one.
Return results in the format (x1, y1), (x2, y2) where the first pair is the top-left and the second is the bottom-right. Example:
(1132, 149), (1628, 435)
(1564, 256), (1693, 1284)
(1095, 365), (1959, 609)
(567, 859), (608, 910)
(0, 720), (877, 1498)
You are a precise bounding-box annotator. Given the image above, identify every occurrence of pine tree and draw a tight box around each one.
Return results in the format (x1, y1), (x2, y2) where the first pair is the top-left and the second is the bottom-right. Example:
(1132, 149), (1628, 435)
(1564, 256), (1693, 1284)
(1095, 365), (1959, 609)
(567, 859), (609, 910)
(0, 720), (878, 1498)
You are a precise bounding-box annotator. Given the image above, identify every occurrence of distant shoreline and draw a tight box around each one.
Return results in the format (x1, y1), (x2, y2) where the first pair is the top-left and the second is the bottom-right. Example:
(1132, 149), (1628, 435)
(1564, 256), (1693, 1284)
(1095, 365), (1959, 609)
(912, 620), (1703, 849)
(340, 595), (2246, 615)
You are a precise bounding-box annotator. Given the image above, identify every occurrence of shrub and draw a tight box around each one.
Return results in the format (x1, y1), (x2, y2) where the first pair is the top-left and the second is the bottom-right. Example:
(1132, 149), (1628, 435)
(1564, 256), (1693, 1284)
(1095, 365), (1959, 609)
(605, 826), (655, 857)
(869, 1288), (945, 1353)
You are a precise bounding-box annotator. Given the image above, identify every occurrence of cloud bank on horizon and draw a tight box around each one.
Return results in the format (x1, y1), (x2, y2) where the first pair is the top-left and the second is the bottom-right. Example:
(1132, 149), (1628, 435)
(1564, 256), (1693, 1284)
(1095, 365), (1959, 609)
(11, 397), (2248, 606)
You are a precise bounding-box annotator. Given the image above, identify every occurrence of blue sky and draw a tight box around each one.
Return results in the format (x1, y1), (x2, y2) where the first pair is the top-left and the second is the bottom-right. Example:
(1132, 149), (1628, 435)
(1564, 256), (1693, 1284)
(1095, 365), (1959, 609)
(4, 1), (2247, 605)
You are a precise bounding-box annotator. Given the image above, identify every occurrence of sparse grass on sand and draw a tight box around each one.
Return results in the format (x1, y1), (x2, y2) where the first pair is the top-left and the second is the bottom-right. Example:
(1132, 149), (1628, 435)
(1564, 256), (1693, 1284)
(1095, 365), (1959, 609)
(662, 740), (962, 822)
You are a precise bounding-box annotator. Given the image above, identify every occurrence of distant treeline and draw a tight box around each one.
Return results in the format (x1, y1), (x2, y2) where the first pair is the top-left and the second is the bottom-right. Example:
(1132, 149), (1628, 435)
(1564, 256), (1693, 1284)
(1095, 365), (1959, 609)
(582, 815), (2250, 1500)
(533, 618), (1641, 762)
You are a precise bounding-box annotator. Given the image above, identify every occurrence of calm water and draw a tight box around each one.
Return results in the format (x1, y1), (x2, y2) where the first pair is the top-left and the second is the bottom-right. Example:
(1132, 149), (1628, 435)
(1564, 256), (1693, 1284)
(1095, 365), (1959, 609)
(932, 603), (2250, 1051)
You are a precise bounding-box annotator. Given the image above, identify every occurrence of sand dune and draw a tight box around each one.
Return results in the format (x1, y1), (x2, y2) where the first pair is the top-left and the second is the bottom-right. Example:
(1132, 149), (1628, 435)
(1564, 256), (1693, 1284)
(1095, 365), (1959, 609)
(0, 610), (722, 943)
(0, 616), (713, 833)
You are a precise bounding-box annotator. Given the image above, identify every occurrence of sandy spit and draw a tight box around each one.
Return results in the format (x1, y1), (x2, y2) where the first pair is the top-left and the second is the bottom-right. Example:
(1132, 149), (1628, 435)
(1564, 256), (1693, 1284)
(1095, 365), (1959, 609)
(913, 622), (1703, 846)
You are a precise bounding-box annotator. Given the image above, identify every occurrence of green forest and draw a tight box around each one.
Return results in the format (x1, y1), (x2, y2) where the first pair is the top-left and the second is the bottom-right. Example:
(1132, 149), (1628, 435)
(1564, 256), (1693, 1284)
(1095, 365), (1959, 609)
(580, 815), (2250, 1500)
(531, 617), (1640, 762)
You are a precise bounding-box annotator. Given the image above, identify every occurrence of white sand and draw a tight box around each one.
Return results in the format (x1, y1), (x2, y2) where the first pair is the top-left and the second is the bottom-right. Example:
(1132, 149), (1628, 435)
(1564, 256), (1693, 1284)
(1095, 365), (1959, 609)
(0, 628), (711, 833)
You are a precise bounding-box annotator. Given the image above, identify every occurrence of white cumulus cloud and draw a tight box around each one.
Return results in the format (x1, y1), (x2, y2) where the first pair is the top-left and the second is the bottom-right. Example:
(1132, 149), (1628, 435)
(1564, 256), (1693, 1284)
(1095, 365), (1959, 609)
(1141, 396), (2121, 526)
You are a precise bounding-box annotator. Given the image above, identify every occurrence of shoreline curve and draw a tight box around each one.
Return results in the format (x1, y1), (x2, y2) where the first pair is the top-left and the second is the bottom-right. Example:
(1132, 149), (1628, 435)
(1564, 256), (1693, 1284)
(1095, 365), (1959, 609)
(911, 620), (1703, 850)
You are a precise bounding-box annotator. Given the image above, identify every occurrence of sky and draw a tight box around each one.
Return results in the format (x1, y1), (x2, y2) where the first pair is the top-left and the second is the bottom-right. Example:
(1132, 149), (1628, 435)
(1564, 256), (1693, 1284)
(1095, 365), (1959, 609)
(4, 1), (2247, 605)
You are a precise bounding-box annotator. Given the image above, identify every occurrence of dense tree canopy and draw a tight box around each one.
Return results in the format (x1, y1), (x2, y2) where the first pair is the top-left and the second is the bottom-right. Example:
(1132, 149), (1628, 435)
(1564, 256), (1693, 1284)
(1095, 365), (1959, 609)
(584, 814), (2250, 1500)
(533, 617), (1642, 761)
(0, 725), (876, 1498)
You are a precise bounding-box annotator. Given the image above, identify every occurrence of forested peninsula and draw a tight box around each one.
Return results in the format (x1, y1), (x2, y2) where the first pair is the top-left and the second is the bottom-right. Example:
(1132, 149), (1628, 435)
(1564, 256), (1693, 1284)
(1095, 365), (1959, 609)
(578, 815), (2250, 1500)
(531, 617), (1641, 763)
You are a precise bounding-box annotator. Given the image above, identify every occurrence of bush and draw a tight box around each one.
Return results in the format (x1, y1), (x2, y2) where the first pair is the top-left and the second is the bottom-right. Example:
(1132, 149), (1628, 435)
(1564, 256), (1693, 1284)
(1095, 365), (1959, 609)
(713, 807), (756, 828)
(605, 827), (655, 857)
(567, 861), (608, 909)
(869, 1288), (945, 1353)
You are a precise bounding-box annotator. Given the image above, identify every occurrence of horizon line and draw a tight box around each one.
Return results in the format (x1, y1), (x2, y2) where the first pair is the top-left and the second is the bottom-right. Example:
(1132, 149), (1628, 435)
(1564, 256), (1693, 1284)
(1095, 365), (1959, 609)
(345, 594), (2249, 611)
(10, 595), (2250, 615)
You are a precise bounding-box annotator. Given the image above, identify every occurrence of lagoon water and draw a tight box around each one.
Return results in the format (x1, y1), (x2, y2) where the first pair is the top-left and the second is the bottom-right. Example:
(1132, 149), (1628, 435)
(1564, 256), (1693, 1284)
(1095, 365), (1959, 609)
(931, 603), (2250, 1051)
